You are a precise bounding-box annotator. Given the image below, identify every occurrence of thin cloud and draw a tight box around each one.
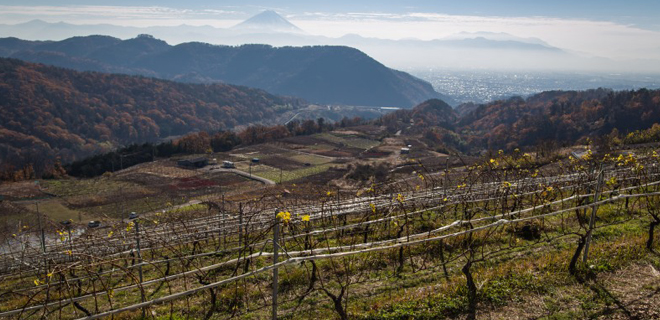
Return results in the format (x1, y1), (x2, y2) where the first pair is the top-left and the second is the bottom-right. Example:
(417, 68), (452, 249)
(0, 5), (658, 61)
(0, 5), (241, 22)
(292, 11), (660, 60)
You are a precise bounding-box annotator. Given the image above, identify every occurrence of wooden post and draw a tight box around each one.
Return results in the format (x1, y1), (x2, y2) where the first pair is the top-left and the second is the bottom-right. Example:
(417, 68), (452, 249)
(67, 226), (73, 263)
(35, 201), (48, 281)
(135, 219), (143, 284)
(119, 185), (124, 221)
(444, 157), (450, 199)
(36, 202), (47, 277)
(272, 209), (280, 320)
(36, 202), (46, 252)
(583, 168), (604, 263)
(222, 194), (227, 246)
(238, 203), (243, 249)
(134, 217), (145, 317)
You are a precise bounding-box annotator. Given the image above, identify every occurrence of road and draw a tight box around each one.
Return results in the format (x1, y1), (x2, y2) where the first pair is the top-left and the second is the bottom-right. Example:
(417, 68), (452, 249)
(201, 166), (276, 185)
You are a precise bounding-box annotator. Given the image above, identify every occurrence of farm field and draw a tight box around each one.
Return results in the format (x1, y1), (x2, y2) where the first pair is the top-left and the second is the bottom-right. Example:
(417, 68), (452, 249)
(224, 131), (389, 184)
(316, 132), (381, 149)
(237, 162), (335, 183)
(2, 119), (660, 320)
(0, 129), (393, 237)
(0, 161), (269, 233)
(19, 199), (89, 224)
(1, 146), (659, 319)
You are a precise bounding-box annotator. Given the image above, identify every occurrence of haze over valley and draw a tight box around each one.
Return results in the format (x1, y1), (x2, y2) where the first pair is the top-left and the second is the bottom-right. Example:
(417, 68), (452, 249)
(414, 69), (660, 103)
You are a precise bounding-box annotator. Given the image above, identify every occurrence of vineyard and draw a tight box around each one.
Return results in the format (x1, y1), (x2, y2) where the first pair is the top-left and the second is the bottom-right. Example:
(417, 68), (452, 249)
(1, 149), (660, 319)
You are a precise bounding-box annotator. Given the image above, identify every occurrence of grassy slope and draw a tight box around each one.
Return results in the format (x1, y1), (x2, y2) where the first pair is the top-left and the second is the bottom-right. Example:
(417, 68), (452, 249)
(1, 194), (658, 319)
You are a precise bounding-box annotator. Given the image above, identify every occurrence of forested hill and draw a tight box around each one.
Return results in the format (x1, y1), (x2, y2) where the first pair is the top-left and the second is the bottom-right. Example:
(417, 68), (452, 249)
(0, 35), (450, 107)
(459, 88), (660, 149)
(379, 88), (660, 152)
(0, 58), (303, 173)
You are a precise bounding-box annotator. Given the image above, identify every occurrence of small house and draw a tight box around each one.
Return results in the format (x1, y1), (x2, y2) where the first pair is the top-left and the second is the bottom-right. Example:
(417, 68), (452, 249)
(177, 157), (208, 168)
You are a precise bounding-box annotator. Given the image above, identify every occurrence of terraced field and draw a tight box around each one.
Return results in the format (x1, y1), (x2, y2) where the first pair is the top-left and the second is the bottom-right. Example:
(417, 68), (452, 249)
(1, 148), (659, 319)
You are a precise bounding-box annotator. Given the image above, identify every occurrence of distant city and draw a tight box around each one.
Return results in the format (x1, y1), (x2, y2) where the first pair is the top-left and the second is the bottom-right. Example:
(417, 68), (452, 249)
(412, 69), (660, 104)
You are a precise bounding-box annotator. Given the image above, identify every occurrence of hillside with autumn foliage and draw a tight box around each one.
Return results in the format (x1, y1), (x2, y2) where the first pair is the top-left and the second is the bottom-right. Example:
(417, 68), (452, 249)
(459, 88), (660, 150)
(3, 55), (659, 181)
(0, 58), (304, 177)
(378, 88), (660, 153)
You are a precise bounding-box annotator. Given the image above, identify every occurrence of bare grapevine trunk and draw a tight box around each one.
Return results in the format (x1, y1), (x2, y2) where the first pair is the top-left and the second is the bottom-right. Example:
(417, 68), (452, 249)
(648, 219), (659, 251)
(462, 260), (477, 320)
(569, 236), (586, 275)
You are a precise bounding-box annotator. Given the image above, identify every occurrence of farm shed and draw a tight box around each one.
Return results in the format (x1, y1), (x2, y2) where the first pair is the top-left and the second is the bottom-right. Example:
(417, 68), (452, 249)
(177, 157), (208, 168)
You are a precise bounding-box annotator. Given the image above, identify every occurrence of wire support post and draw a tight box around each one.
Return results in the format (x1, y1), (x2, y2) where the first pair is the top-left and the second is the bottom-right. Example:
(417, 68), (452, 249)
(583, 168), (605, 264)
(272, 208), (280, 320)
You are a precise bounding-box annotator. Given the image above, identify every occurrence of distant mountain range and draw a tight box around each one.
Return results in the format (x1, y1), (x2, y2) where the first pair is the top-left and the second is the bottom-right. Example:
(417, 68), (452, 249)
(0, 34), (449, 107)
(0, 11), (646, 73)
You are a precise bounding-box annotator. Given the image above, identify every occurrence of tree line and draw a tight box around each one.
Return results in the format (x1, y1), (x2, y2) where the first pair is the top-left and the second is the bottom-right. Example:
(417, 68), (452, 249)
(65, 116), (365, 178)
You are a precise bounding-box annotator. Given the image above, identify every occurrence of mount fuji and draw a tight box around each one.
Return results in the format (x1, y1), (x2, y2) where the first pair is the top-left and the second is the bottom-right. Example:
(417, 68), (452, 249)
(231, 10), (304, 34)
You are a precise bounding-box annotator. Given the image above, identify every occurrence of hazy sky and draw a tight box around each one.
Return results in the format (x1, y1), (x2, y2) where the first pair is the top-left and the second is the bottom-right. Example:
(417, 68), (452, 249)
(1, 0), (659, 62)
(1, 0), (659, 24)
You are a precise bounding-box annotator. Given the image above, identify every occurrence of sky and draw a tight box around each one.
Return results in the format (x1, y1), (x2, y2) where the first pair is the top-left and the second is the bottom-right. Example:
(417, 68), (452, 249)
(1, 0), (659, 66)
(2, 0), (659, 27)
(1, 0), (659, 22)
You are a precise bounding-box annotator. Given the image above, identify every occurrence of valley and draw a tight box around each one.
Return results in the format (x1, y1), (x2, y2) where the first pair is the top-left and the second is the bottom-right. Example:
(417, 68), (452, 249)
(1, 3), (660, 319)
(413, 69), (660, 104)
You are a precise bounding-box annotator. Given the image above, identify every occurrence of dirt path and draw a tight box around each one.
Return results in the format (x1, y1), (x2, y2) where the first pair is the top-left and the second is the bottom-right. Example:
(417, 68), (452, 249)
(201, 166), (276, 185)
(267, 144), (339, 160)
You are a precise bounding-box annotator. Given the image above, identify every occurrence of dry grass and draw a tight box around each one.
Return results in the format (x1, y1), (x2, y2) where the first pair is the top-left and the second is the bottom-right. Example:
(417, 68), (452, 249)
(19, 199), (89, 224)
(0, 181), (43, 200)
(481, 262), (660, 320)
